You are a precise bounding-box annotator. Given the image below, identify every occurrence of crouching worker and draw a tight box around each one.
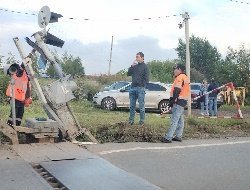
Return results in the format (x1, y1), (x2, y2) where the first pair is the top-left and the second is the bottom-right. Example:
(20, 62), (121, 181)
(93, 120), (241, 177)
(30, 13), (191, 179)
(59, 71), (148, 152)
(162, 64), (190, 143)
(4, 63), (31, 127)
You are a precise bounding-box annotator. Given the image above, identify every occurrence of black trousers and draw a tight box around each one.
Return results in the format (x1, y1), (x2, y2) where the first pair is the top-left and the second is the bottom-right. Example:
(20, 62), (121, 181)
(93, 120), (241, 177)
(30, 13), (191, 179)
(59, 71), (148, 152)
(7, 100), (24, 126)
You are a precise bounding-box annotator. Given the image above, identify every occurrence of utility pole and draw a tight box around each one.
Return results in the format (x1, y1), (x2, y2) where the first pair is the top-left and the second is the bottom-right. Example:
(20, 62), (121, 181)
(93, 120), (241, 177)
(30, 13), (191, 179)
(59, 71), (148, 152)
(179, 12), (191, 116)
(108, 36), (114, 75)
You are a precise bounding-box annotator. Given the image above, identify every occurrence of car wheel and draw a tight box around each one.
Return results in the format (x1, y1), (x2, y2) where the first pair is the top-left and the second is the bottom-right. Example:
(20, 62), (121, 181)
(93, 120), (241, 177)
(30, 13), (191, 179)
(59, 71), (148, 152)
(101, 97), (116, 110)
(159, 100), (170, 113)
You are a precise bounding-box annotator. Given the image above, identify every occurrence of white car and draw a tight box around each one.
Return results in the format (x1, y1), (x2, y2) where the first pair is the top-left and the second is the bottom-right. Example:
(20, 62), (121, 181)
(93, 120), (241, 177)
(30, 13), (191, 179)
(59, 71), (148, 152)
(93, 81), (171, 112)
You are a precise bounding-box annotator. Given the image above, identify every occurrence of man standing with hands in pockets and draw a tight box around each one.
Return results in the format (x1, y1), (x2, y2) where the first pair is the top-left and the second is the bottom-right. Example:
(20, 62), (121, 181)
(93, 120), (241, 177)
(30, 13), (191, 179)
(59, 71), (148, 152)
(127, 52), (149, 126)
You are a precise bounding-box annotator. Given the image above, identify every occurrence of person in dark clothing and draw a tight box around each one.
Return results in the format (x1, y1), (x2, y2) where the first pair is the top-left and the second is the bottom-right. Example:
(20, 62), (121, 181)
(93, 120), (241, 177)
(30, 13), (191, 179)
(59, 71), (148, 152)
(207, 78), (219, 116)
(127, 52), (149, 126)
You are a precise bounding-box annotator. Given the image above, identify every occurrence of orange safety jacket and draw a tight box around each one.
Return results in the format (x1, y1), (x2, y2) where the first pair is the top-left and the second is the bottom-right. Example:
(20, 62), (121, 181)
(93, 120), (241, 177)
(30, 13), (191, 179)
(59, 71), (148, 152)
(6, 69), (30, 102)
(170, 73), (190, 103)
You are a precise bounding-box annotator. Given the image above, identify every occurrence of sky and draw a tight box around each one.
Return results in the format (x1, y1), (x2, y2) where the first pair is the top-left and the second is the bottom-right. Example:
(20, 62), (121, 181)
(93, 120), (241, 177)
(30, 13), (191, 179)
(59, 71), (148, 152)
(1, 0), (250, 74)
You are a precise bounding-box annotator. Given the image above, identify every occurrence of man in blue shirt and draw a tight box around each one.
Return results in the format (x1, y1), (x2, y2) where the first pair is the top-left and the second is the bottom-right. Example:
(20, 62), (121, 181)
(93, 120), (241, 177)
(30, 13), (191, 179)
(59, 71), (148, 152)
(127, 52), (149, 126)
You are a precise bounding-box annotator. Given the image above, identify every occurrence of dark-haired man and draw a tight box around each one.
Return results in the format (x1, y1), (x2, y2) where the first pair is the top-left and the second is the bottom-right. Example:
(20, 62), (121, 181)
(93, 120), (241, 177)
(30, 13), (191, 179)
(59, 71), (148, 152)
(127, 52), (149, 126)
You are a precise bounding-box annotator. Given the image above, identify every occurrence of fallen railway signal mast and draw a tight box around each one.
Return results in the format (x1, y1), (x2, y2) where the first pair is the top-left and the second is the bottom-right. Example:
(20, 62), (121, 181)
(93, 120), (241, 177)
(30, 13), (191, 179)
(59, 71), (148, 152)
(0, 6), (97, 144)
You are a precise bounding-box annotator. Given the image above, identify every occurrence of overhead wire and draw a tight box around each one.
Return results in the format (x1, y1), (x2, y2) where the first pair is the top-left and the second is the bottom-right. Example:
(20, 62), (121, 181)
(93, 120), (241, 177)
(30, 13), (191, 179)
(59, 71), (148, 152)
(0, 7), (181, 22)
(229, 0), (250, 5)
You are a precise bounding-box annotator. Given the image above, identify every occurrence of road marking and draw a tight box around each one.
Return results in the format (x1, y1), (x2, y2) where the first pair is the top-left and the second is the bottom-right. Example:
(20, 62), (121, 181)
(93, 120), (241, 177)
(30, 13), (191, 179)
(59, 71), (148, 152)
(99, 140), (250, 155)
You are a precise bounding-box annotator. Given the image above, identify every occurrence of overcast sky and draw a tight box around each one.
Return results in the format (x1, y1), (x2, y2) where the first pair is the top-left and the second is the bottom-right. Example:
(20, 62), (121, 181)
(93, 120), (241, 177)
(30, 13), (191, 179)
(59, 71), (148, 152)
(1, 0), (250, 74)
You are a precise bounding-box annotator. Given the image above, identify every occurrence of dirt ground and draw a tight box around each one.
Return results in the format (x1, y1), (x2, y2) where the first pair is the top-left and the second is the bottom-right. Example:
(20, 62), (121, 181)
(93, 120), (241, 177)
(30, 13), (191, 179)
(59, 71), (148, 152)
(0, 145), (20, 160)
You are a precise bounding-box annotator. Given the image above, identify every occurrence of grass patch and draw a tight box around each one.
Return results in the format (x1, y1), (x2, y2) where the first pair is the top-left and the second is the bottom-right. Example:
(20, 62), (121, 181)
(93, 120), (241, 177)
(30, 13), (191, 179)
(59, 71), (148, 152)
(1, 101), (250, 143)
(220, 105), (250, 112)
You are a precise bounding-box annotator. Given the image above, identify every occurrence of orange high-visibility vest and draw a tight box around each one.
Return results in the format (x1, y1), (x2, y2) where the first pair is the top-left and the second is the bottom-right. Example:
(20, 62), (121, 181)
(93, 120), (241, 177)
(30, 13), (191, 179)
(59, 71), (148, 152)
(170, 73), (190, 100)
(6, 70), (29, 102)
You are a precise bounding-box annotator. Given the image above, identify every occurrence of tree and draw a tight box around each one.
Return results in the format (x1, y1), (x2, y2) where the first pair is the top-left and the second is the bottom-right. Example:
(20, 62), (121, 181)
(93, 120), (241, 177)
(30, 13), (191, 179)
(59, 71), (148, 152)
(61, 52), (85, 78)
(46, 63), (58, 78)
(176, 35), (222, 80)
(31, 53), (39, 74)
(46, 51), (85, 78)
(213, 60), (240, 85)
(223, 45), (250, 87)
(0, 55), (4, 64)
(5, 52), (18, 65)
(147, 60), (176, 83)
(190, 68), (205, 83)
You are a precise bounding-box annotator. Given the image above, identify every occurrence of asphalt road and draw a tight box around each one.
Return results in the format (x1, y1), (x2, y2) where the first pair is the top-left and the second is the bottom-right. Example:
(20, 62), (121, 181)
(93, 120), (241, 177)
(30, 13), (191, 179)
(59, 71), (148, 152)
(87, 137), (250, 190)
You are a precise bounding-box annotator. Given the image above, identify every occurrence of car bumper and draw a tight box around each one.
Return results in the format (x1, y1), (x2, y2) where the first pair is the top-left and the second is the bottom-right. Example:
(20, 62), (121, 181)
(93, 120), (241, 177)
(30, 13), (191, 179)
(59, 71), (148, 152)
(92, 96), (102, 107)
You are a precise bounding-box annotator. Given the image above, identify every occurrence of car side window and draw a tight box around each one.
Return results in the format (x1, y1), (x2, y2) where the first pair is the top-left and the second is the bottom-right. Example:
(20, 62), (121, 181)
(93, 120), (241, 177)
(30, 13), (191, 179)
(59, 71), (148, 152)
(146, 83), (166, 91)
(111, 82), (129, 90)
(191, 85), (201, 91)
(122, 84), (131, 92)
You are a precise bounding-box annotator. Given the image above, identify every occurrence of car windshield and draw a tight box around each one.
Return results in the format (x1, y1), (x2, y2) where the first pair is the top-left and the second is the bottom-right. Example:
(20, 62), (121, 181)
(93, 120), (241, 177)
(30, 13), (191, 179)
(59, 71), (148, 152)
(191, 84), (201, 91)
(104, 81), (130, 91)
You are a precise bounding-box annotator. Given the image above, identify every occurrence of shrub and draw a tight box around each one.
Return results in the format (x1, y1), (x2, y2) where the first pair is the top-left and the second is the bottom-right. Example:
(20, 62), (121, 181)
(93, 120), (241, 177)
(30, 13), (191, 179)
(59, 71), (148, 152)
(97, 74), (130, 85)
(73, 77), (102, 101)
(0, 73), (10, 104)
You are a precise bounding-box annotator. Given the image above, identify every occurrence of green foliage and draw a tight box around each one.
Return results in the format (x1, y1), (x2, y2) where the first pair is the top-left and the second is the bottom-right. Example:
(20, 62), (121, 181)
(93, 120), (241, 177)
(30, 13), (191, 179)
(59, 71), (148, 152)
(61, 52), (85, 78)
(97, 74), (130, 85)
(0, 72), (10, 104)
(5, 52), (18, 65)
(176, 35), (222, 80)
(31, 53), (39, 74)
(213, 60), (239, 85)
(147, 60), (205, 83)
(246, 89), (250, 106)
(74, 77), (102, 101)
(0, 55), (4, 64)
(147, 60), (176, 83)
(46, 64), (57, 78)
(223, 45), (250, 87)
(46, 51), (85, 78)
(190, 68), (205, 82)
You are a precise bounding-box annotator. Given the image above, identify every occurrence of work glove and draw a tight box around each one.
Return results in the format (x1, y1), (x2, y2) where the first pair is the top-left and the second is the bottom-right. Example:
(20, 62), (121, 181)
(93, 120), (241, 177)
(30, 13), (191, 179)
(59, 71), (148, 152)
(168, 97), (174, 108)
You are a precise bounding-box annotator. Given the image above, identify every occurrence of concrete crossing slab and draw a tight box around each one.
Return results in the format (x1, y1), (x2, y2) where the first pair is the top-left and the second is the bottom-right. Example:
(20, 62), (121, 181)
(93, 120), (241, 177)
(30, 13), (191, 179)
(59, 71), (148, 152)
(41, 158), (161, 190)
(0, 159), (53, 190)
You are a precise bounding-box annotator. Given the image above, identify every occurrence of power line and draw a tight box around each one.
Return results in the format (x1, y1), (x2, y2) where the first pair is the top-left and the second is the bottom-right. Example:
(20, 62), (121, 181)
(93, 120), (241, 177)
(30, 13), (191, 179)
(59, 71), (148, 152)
(0, 7), (181, 22)
(0, 7), (36, 16)
(229, 0), (250, 5)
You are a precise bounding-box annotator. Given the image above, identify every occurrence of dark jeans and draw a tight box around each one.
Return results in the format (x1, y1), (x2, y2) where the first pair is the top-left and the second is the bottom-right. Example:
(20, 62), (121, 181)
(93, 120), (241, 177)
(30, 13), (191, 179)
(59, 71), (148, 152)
(209, 97), (217, 116)
(7, 100), (24, 126)
(129, 87), (145, 124)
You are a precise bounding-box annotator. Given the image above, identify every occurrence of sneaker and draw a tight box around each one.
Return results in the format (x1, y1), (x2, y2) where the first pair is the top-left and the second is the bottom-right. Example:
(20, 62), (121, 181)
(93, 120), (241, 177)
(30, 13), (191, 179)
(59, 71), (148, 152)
(129, 121), (134, 126)
(161, 138), (172, 143)
(172, 136), (182, 142)
(139, 121), (144, 125)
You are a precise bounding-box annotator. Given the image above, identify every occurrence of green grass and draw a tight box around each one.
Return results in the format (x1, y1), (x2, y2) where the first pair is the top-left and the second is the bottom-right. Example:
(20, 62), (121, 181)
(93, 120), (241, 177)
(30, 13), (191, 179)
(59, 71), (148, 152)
(220, 104), (250, 112)
(1, 101), (250, 143)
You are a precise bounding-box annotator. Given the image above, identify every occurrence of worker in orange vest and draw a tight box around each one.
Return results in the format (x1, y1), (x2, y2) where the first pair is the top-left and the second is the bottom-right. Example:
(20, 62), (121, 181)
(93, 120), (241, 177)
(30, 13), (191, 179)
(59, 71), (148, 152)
(4, 63), (31, 127)
(162, 64), (190, 143)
